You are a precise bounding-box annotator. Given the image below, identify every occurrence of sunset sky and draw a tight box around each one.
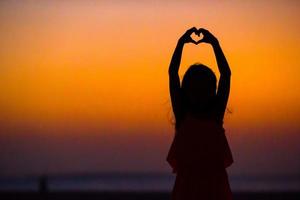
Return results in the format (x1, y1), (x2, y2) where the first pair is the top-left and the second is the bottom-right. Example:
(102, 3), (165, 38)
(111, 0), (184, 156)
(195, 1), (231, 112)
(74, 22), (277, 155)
(0, 0), (299, 177)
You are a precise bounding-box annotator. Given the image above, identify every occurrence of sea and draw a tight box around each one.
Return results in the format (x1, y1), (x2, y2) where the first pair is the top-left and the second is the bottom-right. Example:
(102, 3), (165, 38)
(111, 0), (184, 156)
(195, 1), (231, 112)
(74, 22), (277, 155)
(0, 172), (299, 193)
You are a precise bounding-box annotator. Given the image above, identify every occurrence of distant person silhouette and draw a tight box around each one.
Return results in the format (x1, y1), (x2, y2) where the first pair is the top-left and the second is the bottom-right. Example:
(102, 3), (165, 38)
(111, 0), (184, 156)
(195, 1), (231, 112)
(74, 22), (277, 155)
(167, 27), (234, 200)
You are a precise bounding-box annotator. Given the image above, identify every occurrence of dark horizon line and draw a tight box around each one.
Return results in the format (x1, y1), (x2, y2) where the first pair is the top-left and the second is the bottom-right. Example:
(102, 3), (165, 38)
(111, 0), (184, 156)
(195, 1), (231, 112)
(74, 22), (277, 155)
(1, 171), (300, 180)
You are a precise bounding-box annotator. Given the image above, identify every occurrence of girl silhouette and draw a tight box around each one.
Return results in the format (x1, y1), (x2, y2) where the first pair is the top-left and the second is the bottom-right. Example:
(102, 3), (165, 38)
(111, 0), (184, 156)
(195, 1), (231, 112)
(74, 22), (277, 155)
(167, 27), (233, 200)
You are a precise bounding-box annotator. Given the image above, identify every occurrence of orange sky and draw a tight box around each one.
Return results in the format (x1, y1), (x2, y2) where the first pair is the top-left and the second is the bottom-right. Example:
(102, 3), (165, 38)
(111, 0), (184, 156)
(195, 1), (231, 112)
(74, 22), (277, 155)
(0, 1), (299, 176)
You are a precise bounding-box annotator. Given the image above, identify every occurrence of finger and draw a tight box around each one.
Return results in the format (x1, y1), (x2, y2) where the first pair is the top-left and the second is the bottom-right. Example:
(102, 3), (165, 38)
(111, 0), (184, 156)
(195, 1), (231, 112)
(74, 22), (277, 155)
(187, 27), (197, 34)
(188, 27), (197, 32)
(199, 28), (208, 32)
(189, 39), (198, 45)
(198, 28), (208, 35)
(197, 39), (206, 44)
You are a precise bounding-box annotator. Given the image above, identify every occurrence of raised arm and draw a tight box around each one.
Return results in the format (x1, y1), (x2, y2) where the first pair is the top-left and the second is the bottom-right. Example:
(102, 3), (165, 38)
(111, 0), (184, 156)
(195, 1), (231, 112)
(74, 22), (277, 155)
(169, 27), (198, 122)
(199, 28), (231, 121)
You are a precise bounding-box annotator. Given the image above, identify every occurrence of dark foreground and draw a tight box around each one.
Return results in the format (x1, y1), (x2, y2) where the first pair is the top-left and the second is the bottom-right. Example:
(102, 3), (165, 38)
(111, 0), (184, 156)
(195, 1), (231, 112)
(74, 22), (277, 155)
(1, 191), (300, 200)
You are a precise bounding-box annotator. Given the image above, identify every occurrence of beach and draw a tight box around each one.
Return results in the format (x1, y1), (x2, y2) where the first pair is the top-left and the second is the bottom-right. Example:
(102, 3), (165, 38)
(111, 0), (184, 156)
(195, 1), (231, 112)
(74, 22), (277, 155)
(1, 173), (299, 200)
(1, 191), (300, 200)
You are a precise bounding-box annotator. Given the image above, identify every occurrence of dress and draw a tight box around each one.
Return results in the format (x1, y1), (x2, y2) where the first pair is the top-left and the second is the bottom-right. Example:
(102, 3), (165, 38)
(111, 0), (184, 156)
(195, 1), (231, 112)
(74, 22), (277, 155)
(166, 113), (233, 200)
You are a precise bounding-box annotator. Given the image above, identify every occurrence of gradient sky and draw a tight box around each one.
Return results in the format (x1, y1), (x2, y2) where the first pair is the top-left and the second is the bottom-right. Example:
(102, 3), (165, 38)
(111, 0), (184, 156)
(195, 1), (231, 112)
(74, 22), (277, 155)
(0, 0), (299, 177)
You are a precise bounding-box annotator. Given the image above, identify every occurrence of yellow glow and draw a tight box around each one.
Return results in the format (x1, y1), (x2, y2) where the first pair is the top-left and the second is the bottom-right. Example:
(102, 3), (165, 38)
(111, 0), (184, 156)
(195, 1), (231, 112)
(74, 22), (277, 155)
(0, 0), (299, 137)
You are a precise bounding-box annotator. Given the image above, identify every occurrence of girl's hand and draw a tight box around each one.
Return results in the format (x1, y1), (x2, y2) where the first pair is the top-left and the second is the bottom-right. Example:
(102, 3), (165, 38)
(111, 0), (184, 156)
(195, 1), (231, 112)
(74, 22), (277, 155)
(198, 28), (219, 45)
(178, 27), (199, 45)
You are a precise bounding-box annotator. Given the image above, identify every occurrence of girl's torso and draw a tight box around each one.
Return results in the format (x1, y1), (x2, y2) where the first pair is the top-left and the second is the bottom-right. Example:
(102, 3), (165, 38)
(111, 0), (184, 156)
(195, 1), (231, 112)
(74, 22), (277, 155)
(167, 112), (233, 173)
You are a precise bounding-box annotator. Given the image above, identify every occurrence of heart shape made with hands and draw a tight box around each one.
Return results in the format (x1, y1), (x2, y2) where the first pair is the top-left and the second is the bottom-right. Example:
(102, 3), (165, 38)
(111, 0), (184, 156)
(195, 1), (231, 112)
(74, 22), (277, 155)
(191, 30), (204, 44)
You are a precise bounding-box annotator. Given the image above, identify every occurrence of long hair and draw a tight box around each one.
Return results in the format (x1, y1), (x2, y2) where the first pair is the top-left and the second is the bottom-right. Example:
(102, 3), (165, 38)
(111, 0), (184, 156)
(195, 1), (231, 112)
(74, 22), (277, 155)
(175, 63), (217, 130)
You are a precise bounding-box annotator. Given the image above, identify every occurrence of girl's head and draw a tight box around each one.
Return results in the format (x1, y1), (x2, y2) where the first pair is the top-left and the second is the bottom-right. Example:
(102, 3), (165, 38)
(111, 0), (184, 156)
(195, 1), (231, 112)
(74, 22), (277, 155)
(181, 63), (217, 115)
